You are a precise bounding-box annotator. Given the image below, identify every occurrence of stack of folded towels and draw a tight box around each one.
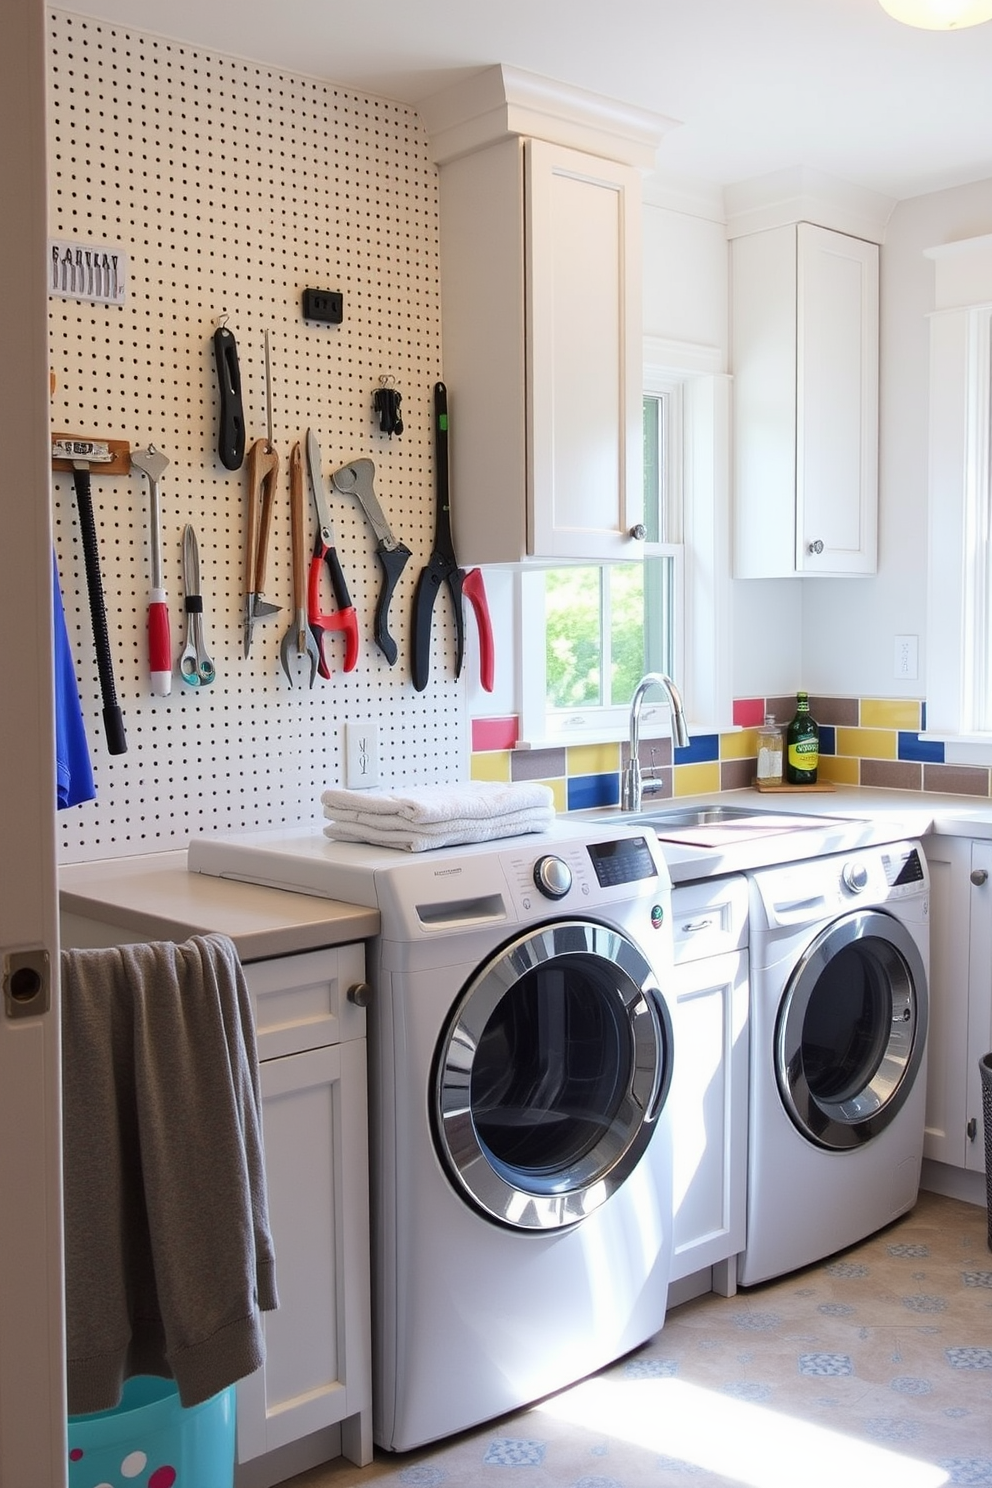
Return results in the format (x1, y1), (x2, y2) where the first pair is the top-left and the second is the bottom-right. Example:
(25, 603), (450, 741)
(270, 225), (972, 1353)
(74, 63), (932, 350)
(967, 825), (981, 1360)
(321, 780), (556, 852)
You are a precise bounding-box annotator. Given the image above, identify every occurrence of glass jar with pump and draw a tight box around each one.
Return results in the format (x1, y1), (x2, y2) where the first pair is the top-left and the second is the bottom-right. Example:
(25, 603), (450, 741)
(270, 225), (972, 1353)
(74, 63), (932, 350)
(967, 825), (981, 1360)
(786, 692), (819, 784)
(755, 715), (783, 786)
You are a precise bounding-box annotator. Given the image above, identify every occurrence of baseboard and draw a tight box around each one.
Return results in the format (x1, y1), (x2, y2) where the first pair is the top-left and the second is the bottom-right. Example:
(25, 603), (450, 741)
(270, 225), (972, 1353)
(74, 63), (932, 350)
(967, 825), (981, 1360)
(920, 1158), (986, 1208)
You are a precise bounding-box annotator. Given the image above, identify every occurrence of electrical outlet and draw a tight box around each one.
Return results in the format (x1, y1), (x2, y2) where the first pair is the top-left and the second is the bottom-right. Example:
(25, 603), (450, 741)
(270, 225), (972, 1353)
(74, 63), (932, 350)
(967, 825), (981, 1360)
(345, 722), (379, 789)
(302, 287), (343, 324)
(894, 634), (919, 680)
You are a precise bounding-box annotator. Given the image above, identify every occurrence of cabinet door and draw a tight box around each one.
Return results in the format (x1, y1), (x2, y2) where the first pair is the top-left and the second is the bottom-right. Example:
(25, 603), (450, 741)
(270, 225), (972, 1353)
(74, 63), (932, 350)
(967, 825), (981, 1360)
(237, 1040), (372, 1466)
(923, 834), (990, 1173)
(732, 222), (878, 578)
(797, 223), (878, 575)
(669, 949), (748, 1281)
(526, 139), (643, 561)
(966, 839), (992, 1175)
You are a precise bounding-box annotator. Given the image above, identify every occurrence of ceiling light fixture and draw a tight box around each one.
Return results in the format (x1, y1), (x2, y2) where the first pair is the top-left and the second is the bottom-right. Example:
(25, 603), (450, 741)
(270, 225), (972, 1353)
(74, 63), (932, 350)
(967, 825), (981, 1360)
(879, 0), (992, 27)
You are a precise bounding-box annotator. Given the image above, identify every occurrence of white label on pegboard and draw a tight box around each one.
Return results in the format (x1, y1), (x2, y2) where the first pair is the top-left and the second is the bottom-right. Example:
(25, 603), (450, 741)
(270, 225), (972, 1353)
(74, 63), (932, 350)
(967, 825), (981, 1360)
(49, 238), (127, 305)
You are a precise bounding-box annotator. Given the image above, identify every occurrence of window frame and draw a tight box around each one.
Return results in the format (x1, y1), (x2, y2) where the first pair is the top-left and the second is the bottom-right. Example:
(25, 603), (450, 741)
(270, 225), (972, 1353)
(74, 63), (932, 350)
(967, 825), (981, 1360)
(516, 339), (730, 748)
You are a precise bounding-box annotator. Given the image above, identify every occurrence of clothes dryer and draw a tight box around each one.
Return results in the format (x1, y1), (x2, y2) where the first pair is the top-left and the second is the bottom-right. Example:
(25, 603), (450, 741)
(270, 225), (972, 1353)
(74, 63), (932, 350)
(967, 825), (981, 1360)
(189, 821), (677, 1451)
(739, 840), (929, 1287)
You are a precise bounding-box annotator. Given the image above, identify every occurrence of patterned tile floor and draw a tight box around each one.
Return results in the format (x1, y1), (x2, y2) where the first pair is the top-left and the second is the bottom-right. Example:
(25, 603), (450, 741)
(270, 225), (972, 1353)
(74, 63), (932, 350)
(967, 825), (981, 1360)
(290, 1192), (992, 1488)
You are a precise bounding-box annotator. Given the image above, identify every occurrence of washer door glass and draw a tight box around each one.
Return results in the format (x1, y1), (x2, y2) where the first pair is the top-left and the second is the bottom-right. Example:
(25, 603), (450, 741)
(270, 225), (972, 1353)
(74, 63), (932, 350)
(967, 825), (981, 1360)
(434, 919), (673, 1231)
(775, 908), (928, 1151)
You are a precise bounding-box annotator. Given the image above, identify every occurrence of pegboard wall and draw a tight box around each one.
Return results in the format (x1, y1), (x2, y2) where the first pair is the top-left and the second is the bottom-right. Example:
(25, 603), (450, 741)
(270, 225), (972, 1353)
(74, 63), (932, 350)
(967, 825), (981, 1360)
(48, 9), (471, 863)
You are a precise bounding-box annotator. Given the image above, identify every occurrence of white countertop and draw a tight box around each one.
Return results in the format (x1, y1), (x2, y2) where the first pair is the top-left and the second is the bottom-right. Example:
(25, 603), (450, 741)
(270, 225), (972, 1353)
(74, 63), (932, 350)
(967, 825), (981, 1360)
(59, 849), (380, 960)
(58, 789), (992, 946)
(575, 785), (992, 883)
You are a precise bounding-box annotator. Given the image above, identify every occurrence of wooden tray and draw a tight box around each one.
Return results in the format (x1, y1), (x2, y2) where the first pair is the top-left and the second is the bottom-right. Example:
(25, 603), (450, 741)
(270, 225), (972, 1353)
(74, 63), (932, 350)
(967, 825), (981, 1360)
(753, 780), (836, 793)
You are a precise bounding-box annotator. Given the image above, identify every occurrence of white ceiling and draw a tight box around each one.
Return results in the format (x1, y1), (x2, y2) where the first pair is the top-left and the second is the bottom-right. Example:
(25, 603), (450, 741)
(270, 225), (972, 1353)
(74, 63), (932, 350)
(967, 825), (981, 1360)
(69, 0), (992, 205)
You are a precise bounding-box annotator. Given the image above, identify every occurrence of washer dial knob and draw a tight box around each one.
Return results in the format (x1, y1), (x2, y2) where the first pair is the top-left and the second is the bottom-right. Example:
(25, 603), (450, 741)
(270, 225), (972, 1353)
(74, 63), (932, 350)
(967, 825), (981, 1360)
(842, 859), (869, 893)
(533, 855), (572, 900)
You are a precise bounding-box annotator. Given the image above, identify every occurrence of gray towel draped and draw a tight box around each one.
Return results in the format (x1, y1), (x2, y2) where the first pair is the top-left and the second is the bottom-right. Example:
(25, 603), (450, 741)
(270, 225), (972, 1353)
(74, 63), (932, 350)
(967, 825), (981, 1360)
(61, 933), (277, 1414)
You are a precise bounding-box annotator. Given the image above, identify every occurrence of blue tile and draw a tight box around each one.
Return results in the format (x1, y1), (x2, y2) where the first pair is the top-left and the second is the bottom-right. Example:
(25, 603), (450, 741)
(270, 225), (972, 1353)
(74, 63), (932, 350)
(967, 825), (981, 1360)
(566, 773), (620, 810)
(673, 732), (718, 765)
(818, 724), (835, 756)
(899, 731), (944, 763)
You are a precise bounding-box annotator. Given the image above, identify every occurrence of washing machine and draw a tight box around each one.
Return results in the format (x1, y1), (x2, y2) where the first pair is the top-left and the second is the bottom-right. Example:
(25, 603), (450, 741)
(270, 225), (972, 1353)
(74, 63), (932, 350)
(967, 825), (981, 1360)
(738, 838), (929, 1288)
(189, 820), (677, 1451)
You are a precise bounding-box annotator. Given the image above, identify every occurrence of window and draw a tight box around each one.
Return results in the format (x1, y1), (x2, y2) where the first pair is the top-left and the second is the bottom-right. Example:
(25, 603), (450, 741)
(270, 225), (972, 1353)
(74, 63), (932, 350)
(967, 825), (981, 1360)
(516, 342), (731, 746)
(925, 239), (992, 753)
(519, 384), (684, 741)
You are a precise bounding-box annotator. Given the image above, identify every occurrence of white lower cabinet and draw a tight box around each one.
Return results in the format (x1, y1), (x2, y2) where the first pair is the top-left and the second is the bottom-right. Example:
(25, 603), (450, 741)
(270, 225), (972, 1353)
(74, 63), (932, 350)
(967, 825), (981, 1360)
(668, 877), (750, 1296)
(923, 835), (992, 1184)
(236, 944), (373, 1487)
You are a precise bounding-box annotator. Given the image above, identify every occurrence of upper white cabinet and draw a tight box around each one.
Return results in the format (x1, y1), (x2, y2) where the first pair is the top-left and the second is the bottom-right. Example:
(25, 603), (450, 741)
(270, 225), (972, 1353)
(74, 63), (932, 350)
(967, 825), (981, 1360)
(732, 222), (879, 578)
(422, 65), (674, 566)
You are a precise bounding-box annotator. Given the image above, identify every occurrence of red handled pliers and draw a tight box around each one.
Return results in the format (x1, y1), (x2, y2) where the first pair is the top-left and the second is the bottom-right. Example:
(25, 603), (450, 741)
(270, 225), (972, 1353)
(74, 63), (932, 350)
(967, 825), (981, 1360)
(305, 429), (359, 677)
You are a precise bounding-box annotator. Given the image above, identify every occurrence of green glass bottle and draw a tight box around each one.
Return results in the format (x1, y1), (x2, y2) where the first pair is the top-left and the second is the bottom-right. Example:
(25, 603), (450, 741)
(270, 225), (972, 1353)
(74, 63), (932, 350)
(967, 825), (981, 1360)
(786, 692), (819, 785)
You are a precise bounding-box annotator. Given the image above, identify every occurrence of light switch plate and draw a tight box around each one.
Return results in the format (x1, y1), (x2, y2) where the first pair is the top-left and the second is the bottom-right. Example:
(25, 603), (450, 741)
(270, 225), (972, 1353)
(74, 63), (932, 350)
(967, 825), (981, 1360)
(345, 722), (379, 789)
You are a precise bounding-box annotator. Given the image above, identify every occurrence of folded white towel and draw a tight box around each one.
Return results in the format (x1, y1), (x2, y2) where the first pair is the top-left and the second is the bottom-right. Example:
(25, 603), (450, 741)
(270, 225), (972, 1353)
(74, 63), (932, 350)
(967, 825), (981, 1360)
(320, 780), (554, 825)
(323, 807), (554, 853)
(324, 802), (554, 834)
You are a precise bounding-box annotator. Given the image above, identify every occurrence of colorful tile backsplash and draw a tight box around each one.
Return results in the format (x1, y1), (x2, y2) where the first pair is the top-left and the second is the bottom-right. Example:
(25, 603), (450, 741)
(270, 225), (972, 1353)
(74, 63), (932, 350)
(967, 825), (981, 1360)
(469, 696), (992, 805)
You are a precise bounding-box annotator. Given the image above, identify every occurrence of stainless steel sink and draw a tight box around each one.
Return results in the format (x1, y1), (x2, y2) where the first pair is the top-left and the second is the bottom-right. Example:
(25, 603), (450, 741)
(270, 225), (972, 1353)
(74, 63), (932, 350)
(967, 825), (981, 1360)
(599, 801), (848, 839)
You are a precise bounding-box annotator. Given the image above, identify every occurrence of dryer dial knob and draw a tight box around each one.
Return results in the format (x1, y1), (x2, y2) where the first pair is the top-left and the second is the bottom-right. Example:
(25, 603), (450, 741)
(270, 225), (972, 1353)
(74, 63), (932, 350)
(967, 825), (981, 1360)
(534, 855), (572, 900)
(842, 860), (869, 893)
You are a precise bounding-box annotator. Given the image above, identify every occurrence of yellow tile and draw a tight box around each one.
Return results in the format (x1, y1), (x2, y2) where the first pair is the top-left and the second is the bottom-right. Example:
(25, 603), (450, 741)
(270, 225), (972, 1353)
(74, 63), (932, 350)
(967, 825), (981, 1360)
(470, 751), (511, 782)
(721, 729), (758, 760)
(674, 762), (721, 797)
(542, 778), (567, 812)
(566, 742), (620, 776)
(818, 755), (859, 785)
(860, 698), (922, 731)
(835, 727), (897, 760)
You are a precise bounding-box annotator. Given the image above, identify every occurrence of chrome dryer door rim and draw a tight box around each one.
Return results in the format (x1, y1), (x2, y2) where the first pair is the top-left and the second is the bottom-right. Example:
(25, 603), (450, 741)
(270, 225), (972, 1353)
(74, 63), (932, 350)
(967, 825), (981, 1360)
(775, 908), (928, 1151)
(434, 918), (673, 1231)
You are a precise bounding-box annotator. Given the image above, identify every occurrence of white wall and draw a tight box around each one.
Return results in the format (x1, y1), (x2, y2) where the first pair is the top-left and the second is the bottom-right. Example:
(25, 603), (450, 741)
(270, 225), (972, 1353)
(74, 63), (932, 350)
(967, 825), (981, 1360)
(803, 177), (992, 699)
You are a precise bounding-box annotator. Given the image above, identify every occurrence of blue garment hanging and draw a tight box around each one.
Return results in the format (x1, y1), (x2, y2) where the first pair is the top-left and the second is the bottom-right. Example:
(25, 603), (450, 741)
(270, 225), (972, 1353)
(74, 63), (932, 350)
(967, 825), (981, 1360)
(53, 550), (96, 809)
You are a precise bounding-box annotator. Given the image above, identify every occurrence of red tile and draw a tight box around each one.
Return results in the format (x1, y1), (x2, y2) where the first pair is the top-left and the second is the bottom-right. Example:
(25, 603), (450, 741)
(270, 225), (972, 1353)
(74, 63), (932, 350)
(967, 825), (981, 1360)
(471, 715), (519, 752)
(733, 698), (766, 728)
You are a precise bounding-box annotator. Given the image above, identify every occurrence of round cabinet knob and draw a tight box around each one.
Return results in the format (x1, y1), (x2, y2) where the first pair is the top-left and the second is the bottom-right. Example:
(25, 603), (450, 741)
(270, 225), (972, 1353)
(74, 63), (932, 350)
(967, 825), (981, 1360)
(807, 539), (825, 555)
(533, 855), (572, 900)
(972, 868), (989, 886)
(628, 523), (647, 541)
(842, 860), (869, 893)
(347, 981), (372, 1007)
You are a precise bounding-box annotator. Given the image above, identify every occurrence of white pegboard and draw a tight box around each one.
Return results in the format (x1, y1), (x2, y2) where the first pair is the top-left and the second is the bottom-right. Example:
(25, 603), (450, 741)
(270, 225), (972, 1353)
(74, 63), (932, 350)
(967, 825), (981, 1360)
(48, 9), (472, 863)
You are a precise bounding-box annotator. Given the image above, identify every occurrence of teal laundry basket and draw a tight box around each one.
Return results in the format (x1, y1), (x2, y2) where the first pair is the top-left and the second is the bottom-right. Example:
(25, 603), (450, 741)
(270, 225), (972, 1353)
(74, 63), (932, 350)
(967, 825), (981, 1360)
(67, 1376), (235, 1488)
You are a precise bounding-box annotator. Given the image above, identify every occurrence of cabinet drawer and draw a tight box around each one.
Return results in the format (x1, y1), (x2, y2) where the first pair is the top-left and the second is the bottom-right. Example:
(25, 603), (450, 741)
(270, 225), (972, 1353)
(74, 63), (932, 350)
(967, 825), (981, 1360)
(243, 944), (366, 1060)
(671, 876), (749, 964)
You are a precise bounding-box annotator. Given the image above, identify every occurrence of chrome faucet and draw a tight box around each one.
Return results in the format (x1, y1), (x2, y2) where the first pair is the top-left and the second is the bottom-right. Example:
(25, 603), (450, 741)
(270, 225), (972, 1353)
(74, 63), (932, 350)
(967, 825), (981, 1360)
(621, 673), (690, 811)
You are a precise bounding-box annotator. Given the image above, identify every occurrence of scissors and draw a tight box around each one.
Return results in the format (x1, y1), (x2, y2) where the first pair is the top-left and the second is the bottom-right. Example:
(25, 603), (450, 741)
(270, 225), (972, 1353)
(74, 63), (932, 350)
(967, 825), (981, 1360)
(305, 429), (359, 677)
(178, 523), (216, 688)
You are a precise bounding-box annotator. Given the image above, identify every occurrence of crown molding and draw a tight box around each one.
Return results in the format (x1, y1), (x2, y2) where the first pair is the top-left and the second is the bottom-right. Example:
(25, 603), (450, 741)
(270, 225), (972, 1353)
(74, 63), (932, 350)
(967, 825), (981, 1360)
(724, 166), (895, 243)
(418, 63), (680, 170)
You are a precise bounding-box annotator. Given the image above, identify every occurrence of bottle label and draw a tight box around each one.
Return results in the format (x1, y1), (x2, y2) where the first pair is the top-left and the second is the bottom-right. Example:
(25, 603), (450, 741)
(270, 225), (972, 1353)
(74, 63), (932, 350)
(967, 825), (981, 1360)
(788, 738), (819, 771)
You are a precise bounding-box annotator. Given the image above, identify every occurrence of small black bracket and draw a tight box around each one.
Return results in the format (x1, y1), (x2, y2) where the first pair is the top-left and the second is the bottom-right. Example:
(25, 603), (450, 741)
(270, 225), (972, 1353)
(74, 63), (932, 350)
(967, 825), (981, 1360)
(302, 288), (343, 324)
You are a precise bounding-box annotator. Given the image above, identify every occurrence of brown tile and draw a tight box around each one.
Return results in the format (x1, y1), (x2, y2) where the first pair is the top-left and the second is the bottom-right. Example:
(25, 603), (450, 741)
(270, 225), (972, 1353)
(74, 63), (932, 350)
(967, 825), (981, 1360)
(721, 756), (756, 791)
(808, 695), (859, 726)
(923, 762), (991, 797)
(621, 738), (673, 770)
(510, 747), (566, 781)
(860, 759), (922, 791)
(766, 695), (800, 724)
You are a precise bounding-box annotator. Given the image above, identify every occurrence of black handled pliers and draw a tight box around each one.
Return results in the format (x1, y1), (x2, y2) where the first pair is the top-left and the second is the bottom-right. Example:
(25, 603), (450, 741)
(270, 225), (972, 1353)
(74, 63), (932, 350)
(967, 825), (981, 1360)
(411, 382), (466, 691)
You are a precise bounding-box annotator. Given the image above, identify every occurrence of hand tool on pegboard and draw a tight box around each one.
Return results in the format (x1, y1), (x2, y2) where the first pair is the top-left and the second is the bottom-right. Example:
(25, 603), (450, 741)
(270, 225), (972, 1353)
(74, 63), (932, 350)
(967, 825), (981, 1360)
(411, 383), (495, 692)
(178, 524), (216, 689)
(243, 332), (281, 658)
(52, 435), (130, 754)
(279, 442), (319, 688)
(213, 320), (245, 470)
(305, 430), (359, 678)
(330, 458), (411, 666)
(131, 445), (172, 697)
